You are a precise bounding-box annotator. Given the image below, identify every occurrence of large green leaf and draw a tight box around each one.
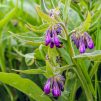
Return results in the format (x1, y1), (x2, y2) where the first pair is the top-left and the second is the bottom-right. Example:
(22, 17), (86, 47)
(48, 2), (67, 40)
(73, 50), (101, 61)
(9, 31), (44, 46)
(26, 23), (49, 33)
(12, 68), (46, 74)
(0, 72), (51, 101)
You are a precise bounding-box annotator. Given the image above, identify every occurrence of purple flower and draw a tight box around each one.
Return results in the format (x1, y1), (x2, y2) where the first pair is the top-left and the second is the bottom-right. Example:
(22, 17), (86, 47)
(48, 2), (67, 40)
(87, 38), (94, 49)
(84, 32), (94, 49)
(58, 81), (64, 91)
(71, 32), (94, 53)
(56, 25), (62, 35)
(50, 41), (54, 48)
(53, 30), (61, 47)
(79, 37), (86, 53)
(44, 79), (51, 94)
(71, 34), (75, 41)
(57, 75), (65, 91)
(71, 34), (79, 49)
(75, 38), (79, 49)
(45, 30), (51, 46)
(45, 25), (63, 48)
(52, 81), (61, 97)
(43, 75), (65, 97)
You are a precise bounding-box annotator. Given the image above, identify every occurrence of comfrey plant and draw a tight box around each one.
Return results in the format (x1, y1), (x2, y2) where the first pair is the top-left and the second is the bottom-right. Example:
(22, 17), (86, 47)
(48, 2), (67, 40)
(39, 4), (94, 99)
(2, 1), (100, 101)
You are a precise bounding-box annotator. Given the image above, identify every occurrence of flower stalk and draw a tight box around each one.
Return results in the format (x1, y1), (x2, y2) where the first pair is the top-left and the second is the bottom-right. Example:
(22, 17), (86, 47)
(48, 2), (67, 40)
(60, 23), (94, 101)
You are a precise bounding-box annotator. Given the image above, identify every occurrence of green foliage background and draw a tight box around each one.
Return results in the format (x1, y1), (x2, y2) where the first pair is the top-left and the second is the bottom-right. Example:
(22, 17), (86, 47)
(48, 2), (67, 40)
(0, 0), (101, 101)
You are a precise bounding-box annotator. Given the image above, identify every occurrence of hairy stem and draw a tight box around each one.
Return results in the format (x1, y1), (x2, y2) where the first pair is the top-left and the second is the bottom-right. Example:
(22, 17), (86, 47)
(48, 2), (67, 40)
(61, 23), (94, 101)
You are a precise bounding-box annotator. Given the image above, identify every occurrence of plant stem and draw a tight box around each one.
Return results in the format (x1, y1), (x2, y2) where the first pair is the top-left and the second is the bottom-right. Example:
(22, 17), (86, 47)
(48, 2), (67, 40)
(95, 73), (97, 101)
(0, 31), (14, 101)
(0, 31), (6, 72)
(61, 23), (94, 101)
(90, 62), (100, 78)
(4, 85), (14, 101)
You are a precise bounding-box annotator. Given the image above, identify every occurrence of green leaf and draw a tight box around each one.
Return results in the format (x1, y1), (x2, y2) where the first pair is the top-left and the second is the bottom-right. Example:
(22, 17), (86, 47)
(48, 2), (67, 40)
(73, 50), (101, 61)
(63, 0), (71, 24)
(77, 60), (95, 97)
(12, 68), (46, 74)
(0, 72), (51, 101)
(48, 47), (59, 66)
(0, 7), (17, 28)
(58, 48), (72, 64)
(45, 60), (54, 78)
(25, 40), (44, 46)
(56, 64), (73, 74)
(36, 6), (57, 23)
(90, 62), (100, 78)
(9, 31), (44, 46)
(26, 23), (49, 33)
(34, 49), (44, 60)
(81, 12), (91, 32)
(96, 21), (101, 50)
(41, 0), (49, 13)
(91, 10), (101, 27)
(39, 44), (47, 60)
(70, 2), (84, 21)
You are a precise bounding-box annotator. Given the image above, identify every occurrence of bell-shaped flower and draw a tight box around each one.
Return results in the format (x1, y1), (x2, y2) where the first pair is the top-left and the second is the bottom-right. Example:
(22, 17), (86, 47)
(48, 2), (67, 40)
(52, 81), (61, 97)
(45, 30), (51, 46)
(53, 30), (61, 47)
(44, 79), (51, 94)
(79, 37), (86, 53)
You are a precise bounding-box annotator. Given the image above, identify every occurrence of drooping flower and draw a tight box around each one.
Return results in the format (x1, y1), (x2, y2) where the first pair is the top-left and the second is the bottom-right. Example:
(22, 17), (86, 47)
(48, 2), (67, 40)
(84, 32), (94, 49)
(79, 36), (86, 53)
(45, 30), (51, 46)
(56, 25), (62, 35)
(44, 78), (51, 94)
(58, 81), (64, 91)
(44, 24), (63, 48)
(56, 75), (65, 91)
(53, 30), (61, 47)
(52, 81), (61, 97)
(87, 38), (94, 49)
(43, 75), (65, 97)
(50, 41), (54, 48)
(71, 32), (94, 53)
(71, 33), (79, 48)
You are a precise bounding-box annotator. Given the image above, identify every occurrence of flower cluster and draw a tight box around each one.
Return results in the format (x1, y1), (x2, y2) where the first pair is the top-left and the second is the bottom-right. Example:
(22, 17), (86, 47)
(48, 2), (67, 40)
(71, 32), (94, 53)
(44, 75), (65, 97)
(49, 8), (60, 18)
(45, 24), (63, 48)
